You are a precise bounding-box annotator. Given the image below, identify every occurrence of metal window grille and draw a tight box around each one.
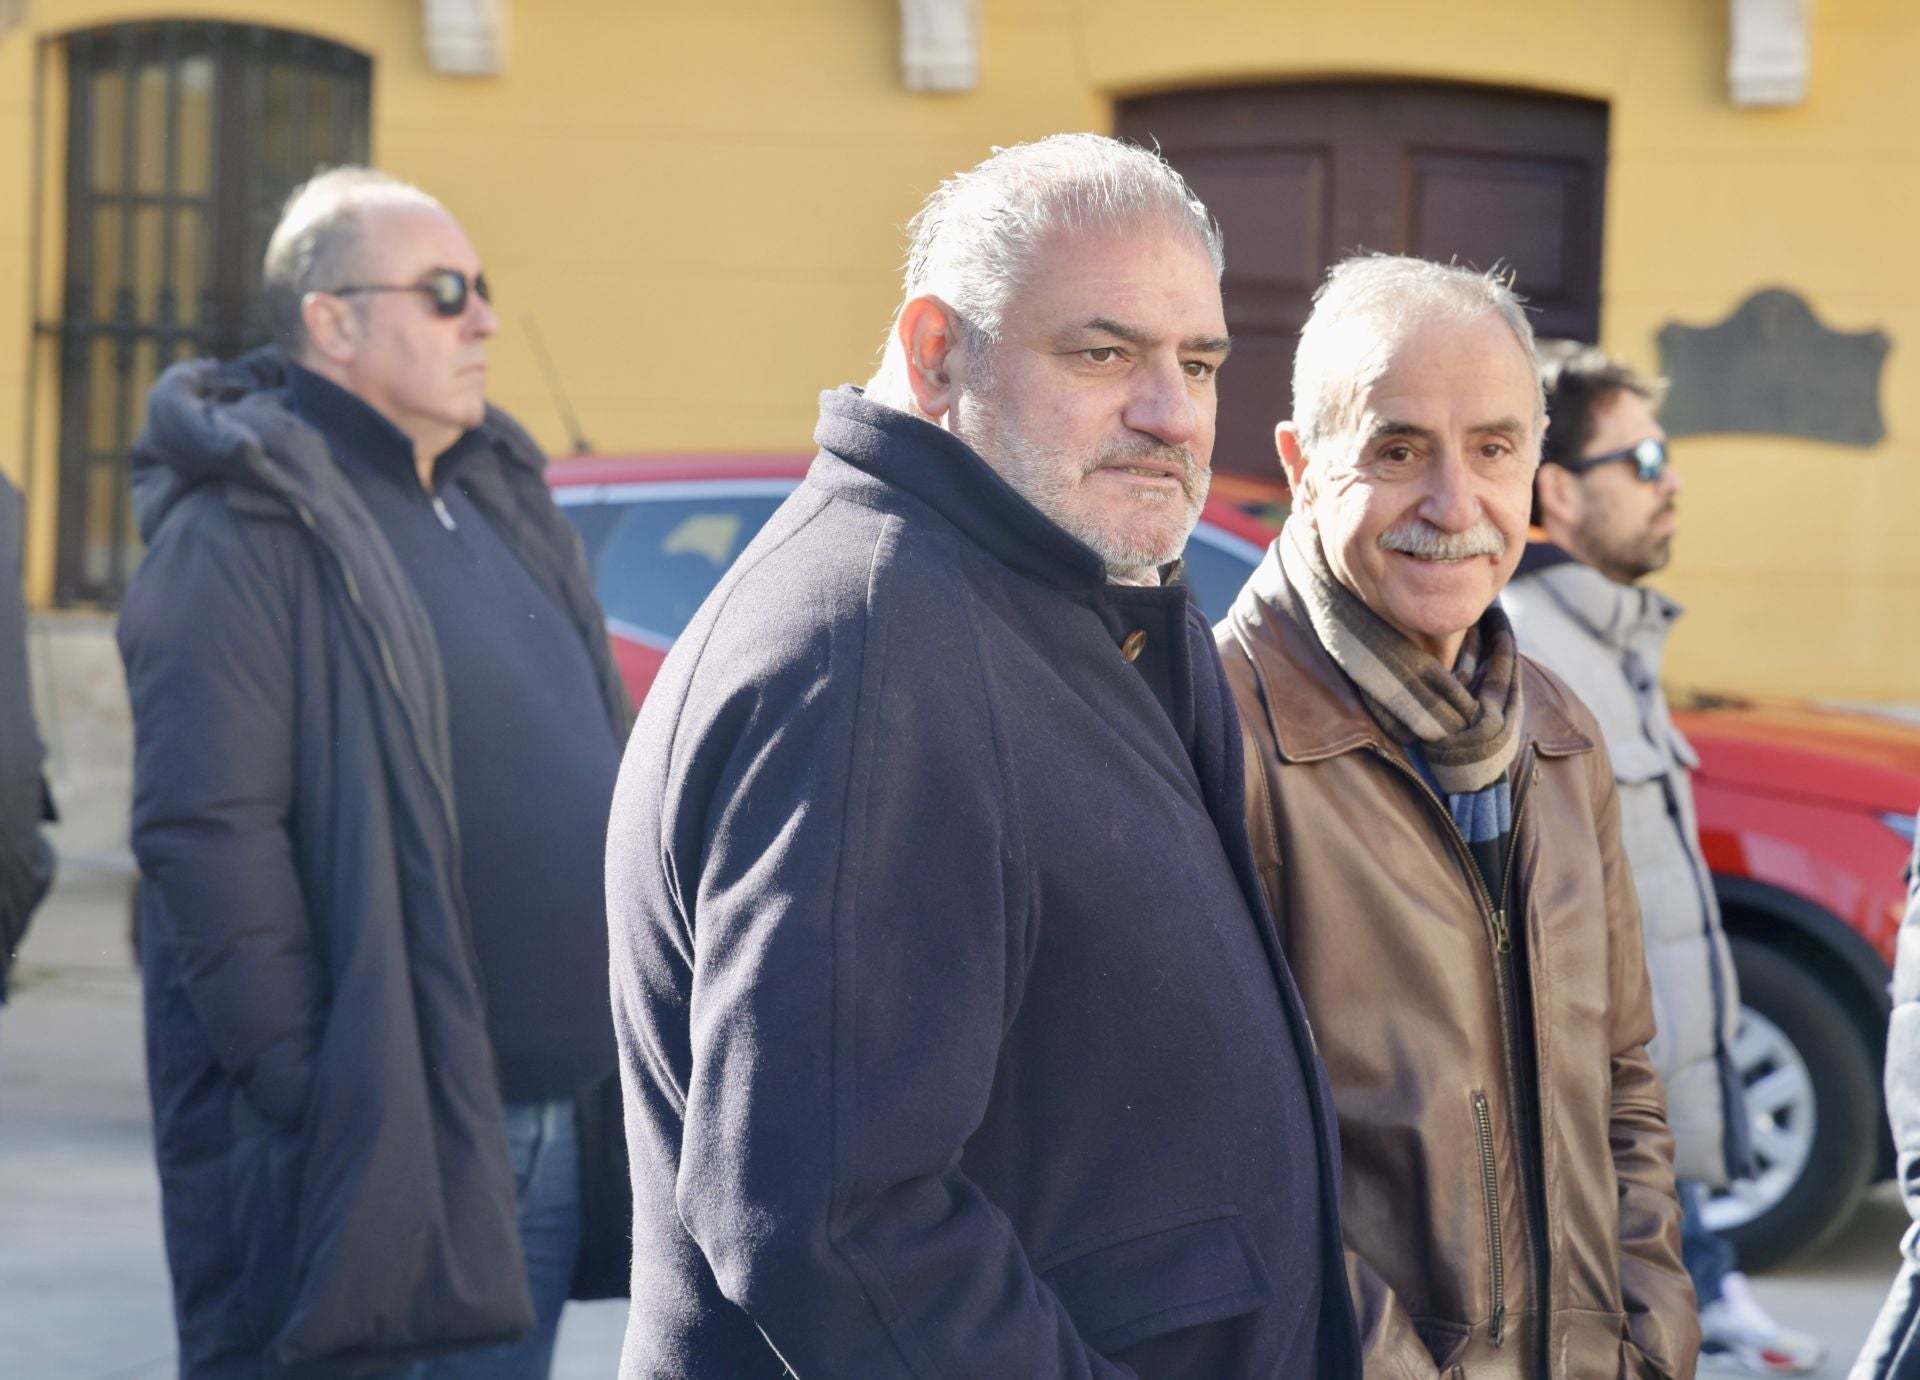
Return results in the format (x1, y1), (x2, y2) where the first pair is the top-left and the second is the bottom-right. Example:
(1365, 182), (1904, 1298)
(53, 22), (370, 605)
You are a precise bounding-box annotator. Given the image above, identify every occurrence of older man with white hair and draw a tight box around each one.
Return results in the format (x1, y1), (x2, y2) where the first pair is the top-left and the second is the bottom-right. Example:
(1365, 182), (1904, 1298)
(119, 168), (632, 1379)
(1217, 255), (1697, 1379)
(606, 134), (1360, 1379)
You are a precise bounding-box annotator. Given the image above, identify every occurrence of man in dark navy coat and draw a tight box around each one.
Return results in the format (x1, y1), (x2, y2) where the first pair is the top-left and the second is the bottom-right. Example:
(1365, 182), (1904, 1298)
(607, 134), (1360, 1379)
(119, 169), (630, 1379)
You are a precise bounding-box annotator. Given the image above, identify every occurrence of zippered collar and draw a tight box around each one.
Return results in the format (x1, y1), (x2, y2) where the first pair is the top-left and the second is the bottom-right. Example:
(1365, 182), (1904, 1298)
(1516, 546), (1684, 660)
(285, 361), (488, 496)
(1226, 539), (1595, 763)
(130, 348), (533, 542)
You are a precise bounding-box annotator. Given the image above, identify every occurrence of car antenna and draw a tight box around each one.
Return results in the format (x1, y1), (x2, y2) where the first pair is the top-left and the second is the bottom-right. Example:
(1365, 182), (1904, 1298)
(523, 315), (592, 454)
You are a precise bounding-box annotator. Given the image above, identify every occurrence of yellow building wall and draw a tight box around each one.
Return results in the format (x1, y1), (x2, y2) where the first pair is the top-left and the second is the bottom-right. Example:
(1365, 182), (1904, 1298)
(0, 20), (46, 588)
(1, 0), (1915, 700)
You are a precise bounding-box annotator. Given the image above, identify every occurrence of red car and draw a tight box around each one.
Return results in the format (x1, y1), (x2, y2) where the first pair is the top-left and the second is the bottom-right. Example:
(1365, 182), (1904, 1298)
(551, 453), (1920, 1270)
(548, 454), (1285, 698)
(1676, 697), (1917, 1267)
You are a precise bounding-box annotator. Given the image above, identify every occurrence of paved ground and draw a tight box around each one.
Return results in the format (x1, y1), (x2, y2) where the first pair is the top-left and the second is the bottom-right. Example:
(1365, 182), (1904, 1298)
(1, 871), (1905, 1378)
(0, 871), (625, 1378)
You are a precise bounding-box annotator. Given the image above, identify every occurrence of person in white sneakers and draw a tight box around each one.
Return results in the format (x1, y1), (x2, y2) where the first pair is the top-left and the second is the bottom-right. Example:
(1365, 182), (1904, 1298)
(1504, 342), (1825, 1377)
(1852, 811), (1920, 1380)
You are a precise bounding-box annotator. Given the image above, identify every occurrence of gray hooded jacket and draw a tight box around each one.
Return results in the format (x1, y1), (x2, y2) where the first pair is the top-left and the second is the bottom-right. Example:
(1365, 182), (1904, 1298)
(1505, 549), (1747, 1186)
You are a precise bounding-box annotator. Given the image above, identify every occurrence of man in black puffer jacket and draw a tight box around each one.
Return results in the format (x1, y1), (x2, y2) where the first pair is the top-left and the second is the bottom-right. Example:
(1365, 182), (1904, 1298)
(0, 470), (54, 1003)
(119, 168), (630, 1380)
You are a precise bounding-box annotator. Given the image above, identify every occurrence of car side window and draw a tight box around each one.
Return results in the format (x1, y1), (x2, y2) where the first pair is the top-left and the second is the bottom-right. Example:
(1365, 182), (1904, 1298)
(574, 494), (785, 644)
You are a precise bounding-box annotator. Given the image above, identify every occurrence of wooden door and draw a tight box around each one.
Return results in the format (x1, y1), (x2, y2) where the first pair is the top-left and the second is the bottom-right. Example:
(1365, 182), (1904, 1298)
(1118, 83), (1608, 476)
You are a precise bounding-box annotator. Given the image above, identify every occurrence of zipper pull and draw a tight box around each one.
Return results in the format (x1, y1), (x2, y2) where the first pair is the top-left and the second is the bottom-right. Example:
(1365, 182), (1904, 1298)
(1491, 908), (1512, 954)
(432, 495), (457, 531)
(1491, 1301), (1506, 1346)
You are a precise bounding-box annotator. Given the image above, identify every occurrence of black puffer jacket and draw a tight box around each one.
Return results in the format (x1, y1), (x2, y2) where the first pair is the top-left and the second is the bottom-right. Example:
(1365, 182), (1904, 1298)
(0, 472), (54, 998)
(119, 350), (630, 1378)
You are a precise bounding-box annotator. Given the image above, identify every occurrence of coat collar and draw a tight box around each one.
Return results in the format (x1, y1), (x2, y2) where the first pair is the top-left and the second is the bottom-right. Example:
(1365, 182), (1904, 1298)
(1519, 544), (1683, 660)
(811, 385), (1117, 594)
(131, 347), (540, 542)
(1225, 540), (1594, 763)
(285, 362), (490, 492)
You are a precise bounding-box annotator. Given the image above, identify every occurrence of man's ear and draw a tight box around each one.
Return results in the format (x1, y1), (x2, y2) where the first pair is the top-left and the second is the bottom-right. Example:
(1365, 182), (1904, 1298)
(300, 291), (361, 367)
(899, 294), (965, 422)
(1534, 461), (1582, 531)
(1276, 422), (1313, 510)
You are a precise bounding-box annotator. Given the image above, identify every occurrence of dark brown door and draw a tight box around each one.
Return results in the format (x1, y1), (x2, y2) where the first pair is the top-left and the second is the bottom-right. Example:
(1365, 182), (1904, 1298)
(1118, 82), (1607, 477)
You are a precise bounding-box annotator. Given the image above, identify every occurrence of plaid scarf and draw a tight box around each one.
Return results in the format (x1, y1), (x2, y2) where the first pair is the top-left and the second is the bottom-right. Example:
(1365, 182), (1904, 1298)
(1280, 518), (1524, 887)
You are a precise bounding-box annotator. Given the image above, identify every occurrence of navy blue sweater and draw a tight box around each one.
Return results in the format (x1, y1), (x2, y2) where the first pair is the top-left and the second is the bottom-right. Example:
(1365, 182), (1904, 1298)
(289, 366), (619, 1101)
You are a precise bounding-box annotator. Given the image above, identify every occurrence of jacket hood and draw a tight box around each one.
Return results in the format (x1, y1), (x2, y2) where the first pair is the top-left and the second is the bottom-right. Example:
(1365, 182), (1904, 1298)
(130, 349), (299, 541)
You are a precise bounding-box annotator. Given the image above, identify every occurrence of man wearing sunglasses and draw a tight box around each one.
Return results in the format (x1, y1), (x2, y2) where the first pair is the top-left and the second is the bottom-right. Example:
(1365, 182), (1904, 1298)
(1504, 343), (1822, 1376)
(118, 167), (632, 1379)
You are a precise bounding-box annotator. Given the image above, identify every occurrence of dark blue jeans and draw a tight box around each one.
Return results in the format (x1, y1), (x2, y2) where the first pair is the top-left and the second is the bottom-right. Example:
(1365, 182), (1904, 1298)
(379, 1098), (583, 1380)
(1679, 1180), (1737, 1308)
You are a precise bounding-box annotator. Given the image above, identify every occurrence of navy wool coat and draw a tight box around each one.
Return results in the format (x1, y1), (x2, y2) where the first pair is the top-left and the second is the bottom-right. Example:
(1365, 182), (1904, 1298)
(607, 387), (1360, 1379)
(119, 350), (631, 1378)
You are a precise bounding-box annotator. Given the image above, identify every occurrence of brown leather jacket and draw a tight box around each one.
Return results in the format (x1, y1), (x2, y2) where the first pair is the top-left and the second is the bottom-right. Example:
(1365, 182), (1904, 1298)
(1216, 547), (1697, 1380)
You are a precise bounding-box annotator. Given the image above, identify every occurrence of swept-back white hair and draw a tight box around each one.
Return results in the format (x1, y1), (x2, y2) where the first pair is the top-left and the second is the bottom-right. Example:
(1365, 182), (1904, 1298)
(1292, 254), (1545, 454)
(867, 134), (1222, 408)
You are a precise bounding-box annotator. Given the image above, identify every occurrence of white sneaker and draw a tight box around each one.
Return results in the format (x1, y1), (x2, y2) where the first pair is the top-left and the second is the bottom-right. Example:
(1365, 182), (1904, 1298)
(1698, 1272), (1826, 1375)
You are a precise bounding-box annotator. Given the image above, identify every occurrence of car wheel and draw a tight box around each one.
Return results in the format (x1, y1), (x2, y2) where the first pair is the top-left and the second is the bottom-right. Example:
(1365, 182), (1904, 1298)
(1700, 935), (1879, 1271)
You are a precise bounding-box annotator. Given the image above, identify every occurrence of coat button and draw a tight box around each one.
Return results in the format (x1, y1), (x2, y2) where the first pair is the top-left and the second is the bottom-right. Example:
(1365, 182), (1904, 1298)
(1121, 629), (1148, 662)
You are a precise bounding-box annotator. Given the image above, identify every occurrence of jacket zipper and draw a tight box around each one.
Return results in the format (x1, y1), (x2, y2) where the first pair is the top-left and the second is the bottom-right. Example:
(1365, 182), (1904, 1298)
(289, 499), (487, 990)
(1371, 744), (1546, 1362)
(1472, 1090), (1506, 1345)
(1496, 756), (1554, 1380)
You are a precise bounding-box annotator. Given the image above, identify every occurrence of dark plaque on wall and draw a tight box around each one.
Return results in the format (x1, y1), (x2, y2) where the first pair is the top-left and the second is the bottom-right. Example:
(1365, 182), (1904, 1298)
(1655, 288), (1889, 447)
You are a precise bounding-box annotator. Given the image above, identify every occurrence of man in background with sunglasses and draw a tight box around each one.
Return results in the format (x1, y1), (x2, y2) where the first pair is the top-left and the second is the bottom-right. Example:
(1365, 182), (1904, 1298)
(1504, 343), (1822, 1376)
(118, 167), (632, 1379)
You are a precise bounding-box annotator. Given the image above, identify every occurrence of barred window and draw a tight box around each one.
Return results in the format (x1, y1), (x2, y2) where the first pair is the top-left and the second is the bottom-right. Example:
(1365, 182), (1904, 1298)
(55, 22), (371, 605)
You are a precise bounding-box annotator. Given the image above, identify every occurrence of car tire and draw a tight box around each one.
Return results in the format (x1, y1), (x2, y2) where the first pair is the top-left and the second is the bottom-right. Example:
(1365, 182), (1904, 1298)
(1708, 935), (1879, 1272)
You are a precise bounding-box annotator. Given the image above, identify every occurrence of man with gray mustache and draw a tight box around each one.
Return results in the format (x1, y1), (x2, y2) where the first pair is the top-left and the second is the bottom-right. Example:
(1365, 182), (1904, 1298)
(1217, 255), (1696, 1379)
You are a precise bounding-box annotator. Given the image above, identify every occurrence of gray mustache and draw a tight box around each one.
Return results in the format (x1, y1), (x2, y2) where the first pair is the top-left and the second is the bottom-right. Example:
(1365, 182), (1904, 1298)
(1377, 519), (1507, 561)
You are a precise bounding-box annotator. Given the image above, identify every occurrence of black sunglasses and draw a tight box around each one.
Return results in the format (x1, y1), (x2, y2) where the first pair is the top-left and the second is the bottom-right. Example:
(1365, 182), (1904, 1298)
(1557, 435), (1668, 483)
(330, 268), (491, 318)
